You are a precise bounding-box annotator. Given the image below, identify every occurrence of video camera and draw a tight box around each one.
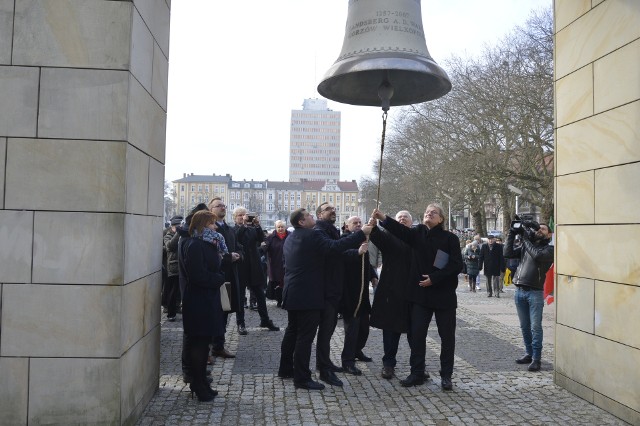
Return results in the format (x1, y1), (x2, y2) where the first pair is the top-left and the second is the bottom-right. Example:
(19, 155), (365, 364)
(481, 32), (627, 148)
(510, 214), (540, 239)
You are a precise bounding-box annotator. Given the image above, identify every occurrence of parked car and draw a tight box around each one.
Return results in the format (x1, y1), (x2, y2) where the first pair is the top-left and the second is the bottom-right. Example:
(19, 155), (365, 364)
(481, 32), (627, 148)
(487, 230), (503, 238)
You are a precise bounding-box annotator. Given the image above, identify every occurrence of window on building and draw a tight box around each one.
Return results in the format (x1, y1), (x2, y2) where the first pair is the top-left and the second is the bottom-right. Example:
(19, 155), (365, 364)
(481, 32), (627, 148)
(322, 195), (326, 202)
(181, 185), (185, 192)
(269, 194), (273, 200)
(337, 195), (341, 201)
(198, 185), (202, 191)
(191, 185), (195, 191)
(329, 195), (333, 202)
(180, 196), (184, 203)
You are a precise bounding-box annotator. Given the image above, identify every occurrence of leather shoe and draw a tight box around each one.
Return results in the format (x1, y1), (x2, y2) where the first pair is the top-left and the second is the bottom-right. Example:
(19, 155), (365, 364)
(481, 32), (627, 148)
(211, 348), (235, 358)
(294, 380), (325, 391)
(400, 373), (426, 387)
(516, 354), (532, 364)
(319, 370), (343, 387)
(260, 320), (280, 331)
(441, 376), (453, 391)
(329, 364), (344, 373)
(355, 351), (372, 362)
(342, 364), (362, 376)
(381, 366), (394, 379)
(528, 359), (541, 371)
(237, 324), (248, 335)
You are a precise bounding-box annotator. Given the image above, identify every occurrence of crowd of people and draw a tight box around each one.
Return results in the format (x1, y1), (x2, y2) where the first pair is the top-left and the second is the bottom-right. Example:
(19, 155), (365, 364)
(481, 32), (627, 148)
(161, 200), (554, 401)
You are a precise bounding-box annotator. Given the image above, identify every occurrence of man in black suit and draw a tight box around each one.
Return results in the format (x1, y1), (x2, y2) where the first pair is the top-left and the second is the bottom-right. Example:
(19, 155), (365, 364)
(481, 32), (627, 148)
(479, 235), (505, 298)
(208, 197), (242, 359)
(313, 202), (346, 387)
(278, 208), (372, 391)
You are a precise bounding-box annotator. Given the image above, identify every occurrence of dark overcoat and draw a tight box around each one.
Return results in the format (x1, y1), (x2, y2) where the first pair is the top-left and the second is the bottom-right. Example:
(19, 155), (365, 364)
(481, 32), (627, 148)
(369, 227), (411, 334)
(217, 221), (243, 312)
(479, 242), (505, 276)
(264, 230), (289, 286)
(179, 237), (226, 337)
(464, 246), (481, 276)
(313, 220), (344, 308)
(236, 224), (266, 289)
(282, 228), (366, 311)
(381, 217), (463, 310)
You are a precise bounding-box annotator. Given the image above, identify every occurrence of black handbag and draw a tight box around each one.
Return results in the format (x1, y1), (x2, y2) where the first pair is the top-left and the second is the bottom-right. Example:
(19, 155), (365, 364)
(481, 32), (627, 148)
(265, 280), (276, 300)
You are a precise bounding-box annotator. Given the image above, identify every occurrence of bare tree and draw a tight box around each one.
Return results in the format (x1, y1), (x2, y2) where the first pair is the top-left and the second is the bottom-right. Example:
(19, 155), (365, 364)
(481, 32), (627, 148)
(361, 7), (553, 234)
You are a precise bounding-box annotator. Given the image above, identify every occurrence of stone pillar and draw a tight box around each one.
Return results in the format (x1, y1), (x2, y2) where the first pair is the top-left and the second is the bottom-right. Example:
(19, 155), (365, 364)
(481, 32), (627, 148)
(554, 1), (640, 424)
(0, 1), (170, 424)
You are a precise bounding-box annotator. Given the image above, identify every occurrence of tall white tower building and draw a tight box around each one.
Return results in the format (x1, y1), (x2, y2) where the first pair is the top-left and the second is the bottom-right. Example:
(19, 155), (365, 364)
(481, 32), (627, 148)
(289, 98), (341, 182)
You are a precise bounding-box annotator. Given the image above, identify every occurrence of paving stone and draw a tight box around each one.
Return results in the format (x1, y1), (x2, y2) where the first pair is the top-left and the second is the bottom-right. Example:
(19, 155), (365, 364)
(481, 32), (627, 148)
(136, 280), (628, 425)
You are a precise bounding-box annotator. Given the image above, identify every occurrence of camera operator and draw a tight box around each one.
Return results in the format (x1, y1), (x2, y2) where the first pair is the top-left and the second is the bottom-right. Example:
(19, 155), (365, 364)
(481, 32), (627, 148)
(504, 217), (553, 372)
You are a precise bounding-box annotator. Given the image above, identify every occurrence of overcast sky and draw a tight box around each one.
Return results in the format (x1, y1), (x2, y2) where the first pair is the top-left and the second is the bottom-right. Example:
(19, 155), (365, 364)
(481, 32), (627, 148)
(165, 0), (551, 184)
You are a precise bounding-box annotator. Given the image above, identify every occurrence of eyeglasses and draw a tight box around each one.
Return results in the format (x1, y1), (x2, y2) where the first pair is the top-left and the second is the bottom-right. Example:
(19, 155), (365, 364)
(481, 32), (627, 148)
(211, 204), (226, 208)
(424, 210), (440, 217)
(321, 206), (336, 212)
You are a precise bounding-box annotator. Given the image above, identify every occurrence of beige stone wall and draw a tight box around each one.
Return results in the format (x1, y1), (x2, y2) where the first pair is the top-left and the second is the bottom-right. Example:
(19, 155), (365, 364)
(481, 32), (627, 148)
(0, 1), (170, 424)
(554, 1), (640, 424)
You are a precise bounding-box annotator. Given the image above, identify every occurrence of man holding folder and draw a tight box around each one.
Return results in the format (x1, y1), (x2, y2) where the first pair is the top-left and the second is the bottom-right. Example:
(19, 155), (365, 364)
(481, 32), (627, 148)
(371, 204), (463, 391)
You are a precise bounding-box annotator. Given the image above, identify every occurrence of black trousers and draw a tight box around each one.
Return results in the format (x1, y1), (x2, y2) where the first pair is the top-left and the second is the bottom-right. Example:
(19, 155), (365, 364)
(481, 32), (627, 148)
(315, 303), (339, 371)
(408, 303), (456, 378)
(165, 275), (181, 317)
(382, 329), (409, 368)
(341, 313), (370, 366)
(279, 309), (322, 384)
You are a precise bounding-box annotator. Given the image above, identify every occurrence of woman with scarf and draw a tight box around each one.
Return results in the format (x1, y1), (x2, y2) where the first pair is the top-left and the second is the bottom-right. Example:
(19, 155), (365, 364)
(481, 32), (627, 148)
(179, 210), (226, 402)
(263, 220), (290, 307)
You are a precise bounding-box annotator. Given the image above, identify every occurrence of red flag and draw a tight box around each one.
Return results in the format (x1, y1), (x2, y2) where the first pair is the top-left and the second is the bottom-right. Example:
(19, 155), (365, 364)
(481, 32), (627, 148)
(543, 263), (554, 305)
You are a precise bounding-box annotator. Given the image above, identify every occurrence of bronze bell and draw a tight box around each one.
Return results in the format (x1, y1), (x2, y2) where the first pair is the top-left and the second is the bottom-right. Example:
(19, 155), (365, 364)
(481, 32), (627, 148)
(317, 0), (451, 110)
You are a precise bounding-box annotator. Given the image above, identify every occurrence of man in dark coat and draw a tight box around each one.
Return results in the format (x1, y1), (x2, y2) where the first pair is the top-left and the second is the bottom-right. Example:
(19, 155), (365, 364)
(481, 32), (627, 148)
(372, 204), (463, 391)
(369, 210), (413, 380)
(479, 235), (506, 297)
(340, 216), (378, 376)
(278, 208), (371, 391)
(164, 215), (184, 321)
(208, 198), (242, 358)
(263, 220), (289, 307)
(234, 207), (279, 332)
(313, 202), (347, 386)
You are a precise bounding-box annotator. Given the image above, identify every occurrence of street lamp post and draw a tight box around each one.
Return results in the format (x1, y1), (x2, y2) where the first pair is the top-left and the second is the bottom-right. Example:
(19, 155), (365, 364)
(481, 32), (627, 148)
(442, 193), (453, 230)
(507, 184), (523, 215)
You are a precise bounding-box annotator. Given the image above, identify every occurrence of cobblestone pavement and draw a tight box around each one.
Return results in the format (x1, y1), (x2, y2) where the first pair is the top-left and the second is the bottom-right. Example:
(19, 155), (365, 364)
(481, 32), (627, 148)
(137, 278), (627, 425)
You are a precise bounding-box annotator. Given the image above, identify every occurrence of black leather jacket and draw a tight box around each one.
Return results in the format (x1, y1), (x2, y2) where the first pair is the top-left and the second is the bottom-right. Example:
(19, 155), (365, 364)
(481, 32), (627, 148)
(504, 231), (553, 290)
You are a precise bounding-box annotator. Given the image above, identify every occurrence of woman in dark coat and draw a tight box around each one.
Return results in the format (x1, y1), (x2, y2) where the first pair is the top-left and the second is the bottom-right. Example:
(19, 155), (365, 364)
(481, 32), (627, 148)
(263, 220), (289, 307)
(179, 210), (226, 402)
(464, 241), (481, 292)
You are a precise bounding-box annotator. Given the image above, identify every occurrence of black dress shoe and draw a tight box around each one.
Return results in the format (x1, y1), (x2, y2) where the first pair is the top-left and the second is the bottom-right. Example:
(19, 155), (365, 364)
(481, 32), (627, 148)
(237, 324), (248, 335)
(355, 351), (372, 362)
(381, 366), (395, 379)
(260, 320), (280, 331)
(319, 370), (343, 387)
(516, 354), (533, 364)
(294, 380), (325, 390)
(400, 373), (426, 387)
(342, 365), (362, 376)
(441, 377), (453, 391)
(528, 359), (541, 371)
(329, 364), (344, 373)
